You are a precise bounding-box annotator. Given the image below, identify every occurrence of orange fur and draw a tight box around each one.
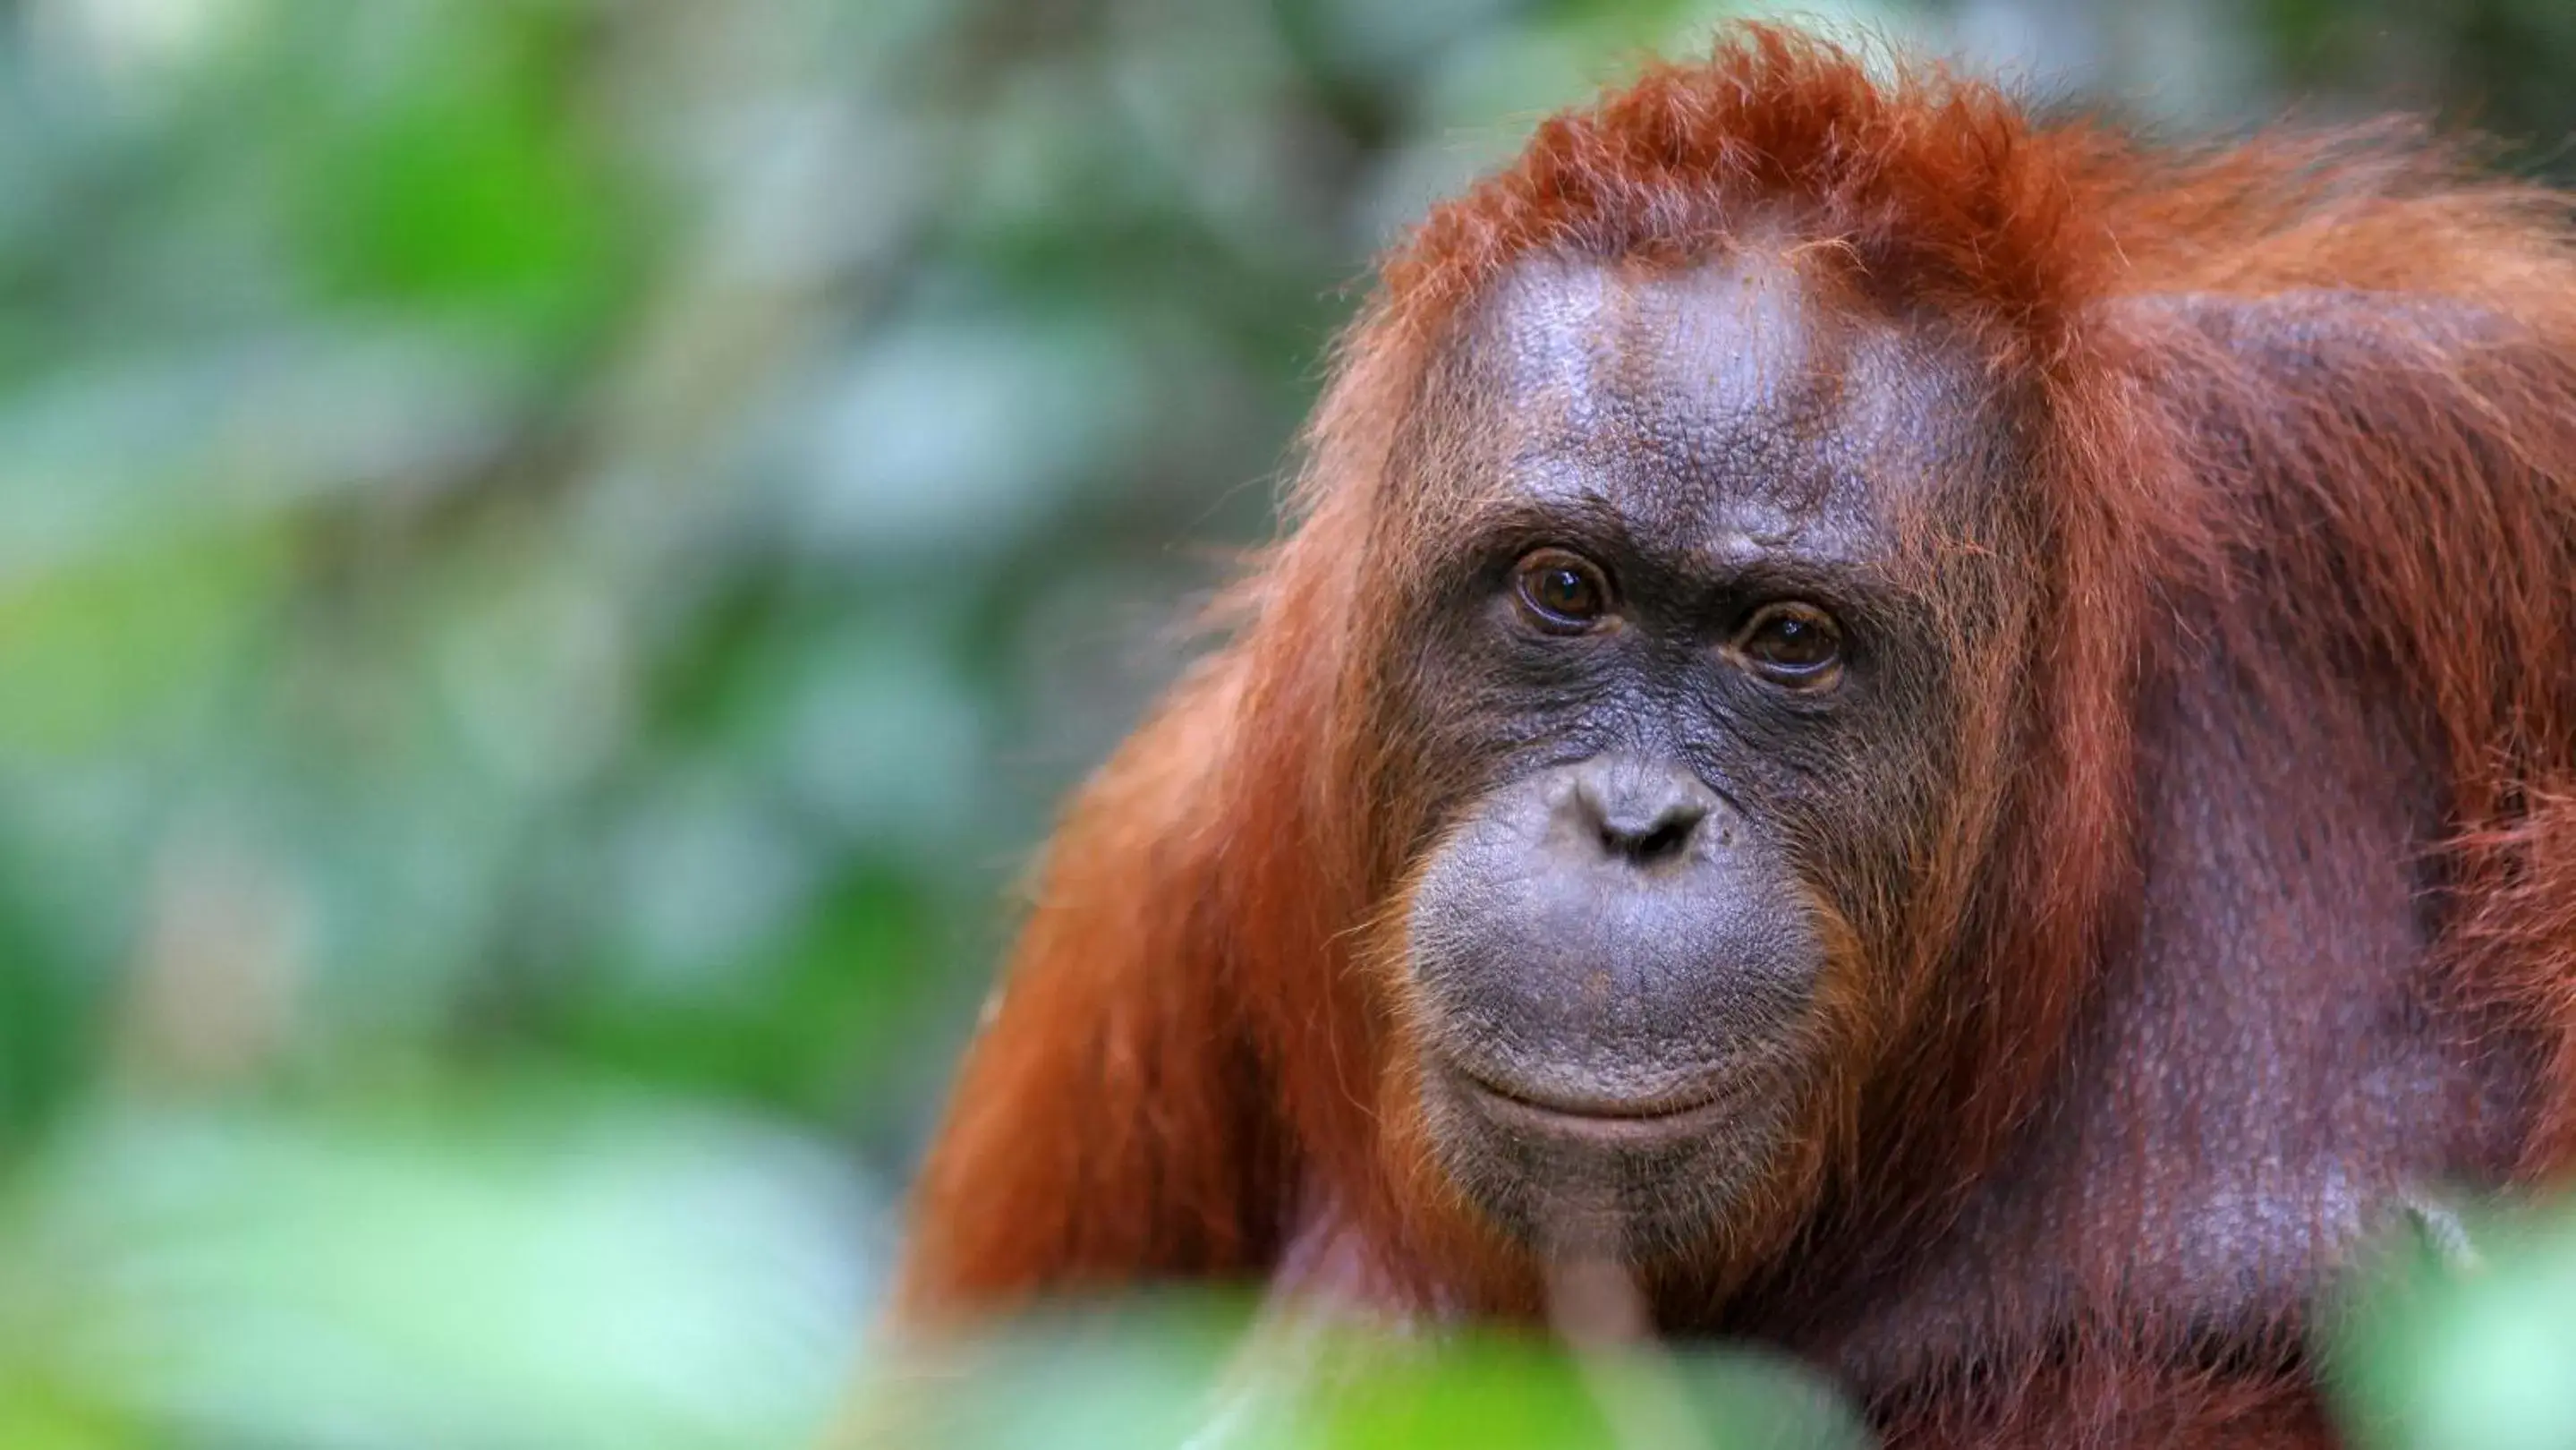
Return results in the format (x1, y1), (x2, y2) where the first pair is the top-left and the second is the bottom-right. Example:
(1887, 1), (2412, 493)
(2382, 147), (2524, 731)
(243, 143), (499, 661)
(893, 28), (2576, 1446)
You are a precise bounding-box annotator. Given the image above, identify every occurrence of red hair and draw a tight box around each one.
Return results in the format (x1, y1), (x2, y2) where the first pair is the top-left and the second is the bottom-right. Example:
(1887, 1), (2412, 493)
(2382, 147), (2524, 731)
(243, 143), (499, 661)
(1226, 29), (2576, 1261)
(897, 28), (2576, 1420)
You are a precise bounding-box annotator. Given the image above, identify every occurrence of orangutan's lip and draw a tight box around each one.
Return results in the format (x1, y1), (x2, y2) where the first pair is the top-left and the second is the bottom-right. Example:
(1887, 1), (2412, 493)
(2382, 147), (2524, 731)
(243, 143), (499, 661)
(1443, 1066), (1740, 1141)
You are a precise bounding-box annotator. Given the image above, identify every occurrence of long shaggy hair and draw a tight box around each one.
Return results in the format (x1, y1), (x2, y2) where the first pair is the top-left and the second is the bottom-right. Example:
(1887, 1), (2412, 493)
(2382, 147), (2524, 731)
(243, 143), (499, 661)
(897, 25), (2576, 1445)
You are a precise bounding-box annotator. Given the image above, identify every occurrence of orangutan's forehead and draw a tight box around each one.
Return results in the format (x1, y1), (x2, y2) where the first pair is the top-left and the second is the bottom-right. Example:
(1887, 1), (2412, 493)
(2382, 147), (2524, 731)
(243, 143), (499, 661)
(1412, 251), (1994, 559)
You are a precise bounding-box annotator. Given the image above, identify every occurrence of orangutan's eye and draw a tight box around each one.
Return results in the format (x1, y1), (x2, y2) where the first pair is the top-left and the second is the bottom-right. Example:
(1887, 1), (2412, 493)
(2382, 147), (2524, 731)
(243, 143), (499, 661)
(1732, 601), (1843, 687)
(1510, 549), (1615, 634)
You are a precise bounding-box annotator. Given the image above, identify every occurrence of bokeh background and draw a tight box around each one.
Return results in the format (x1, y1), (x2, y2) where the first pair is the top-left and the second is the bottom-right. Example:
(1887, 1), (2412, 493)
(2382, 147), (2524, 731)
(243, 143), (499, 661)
(5, 0), (2576, 1446)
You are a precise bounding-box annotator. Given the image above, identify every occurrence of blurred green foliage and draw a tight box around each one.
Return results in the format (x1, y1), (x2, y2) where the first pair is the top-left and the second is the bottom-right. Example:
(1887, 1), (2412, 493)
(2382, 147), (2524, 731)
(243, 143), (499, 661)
(856, 1296), (1872, 1449)
(0, 0), (2572, 1444)
(2332, 1198), (2576, 1450)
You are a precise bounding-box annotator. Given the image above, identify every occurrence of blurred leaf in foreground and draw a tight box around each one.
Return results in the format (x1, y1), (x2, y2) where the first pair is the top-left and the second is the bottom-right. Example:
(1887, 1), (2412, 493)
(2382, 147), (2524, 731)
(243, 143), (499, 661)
(852, 1294), (1869, 1450)
(2332, 1193), (2576, 1450)
(0, 1088), (875, 1450)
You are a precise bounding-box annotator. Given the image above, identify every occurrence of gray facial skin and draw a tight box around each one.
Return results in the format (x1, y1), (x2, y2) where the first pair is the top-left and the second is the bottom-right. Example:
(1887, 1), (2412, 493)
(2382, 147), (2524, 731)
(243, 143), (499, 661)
(1390, 250), (2001, 1261)
(1407, 749), (1821, 1257)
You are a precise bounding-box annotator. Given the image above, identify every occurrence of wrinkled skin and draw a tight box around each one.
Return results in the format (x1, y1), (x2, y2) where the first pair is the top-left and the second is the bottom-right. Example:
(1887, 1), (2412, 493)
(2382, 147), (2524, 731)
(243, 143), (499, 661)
(1387, 252), (2009, 1259)
(892, 36), (2576, 1447)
